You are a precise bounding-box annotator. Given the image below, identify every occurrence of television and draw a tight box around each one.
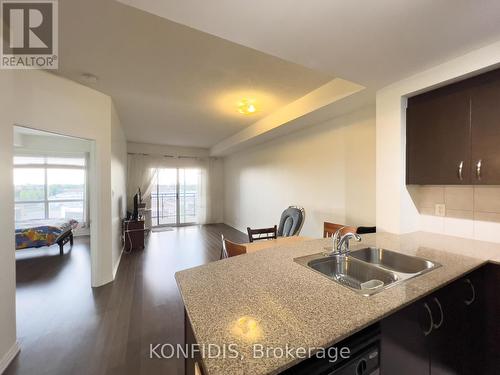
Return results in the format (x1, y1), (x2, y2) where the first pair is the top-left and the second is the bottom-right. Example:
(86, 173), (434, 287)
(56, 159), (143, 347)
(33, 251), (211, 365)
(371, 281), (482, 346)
(132, 188), (142, 220)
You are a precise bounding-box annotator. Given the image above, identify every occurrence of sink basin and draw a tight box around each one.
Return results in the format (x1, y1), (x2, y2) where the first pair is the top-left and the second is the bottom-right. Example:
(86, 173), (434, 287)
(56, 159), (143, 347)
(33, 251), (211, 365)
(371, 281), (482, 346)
(294, 247), (441, 296)
(350, 247), (437, 274)
(306, 256), (399, 295)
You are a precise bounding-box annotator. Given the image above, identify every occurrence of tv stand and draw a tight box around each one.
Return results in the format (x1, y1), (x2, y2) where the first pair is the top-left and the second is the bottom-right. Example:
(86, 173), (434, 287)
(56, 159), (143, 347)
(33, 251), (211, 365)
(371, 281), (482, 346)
(122, 219), (145, 252)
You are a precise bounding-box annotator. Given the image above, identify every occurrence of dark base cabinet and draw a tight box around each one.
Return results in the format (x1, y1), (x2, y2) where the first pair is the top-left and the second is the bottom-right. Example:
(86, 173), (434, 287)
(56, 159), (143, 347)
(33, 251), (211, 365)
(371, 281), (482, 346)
(380, 302), (430, 375)
(381, 264), (500, 375)
(122, 219), (145, 251)
(459, 269), (486, 375)
(483, 264), (500, 375)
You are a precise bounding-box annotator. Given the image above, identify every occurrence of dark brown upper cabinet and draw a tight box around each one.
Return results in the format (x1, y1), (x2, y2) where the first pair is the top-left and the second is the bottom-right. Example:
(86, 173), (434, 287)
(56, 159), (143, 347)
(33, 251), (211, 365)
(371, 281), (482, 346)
(406, 85), (471, 184)
(407, 68), (500, 185)
(470, 72), (500, 184)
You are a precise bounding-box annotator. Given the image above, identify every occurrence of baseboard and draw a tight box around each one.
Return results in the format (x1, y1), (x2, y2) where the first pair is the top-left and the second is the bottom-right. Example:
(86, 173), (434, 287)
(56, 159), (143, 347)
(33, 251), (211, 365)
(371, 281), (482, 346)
(0, 342), (20, 374)
(113, 249), (123, 279)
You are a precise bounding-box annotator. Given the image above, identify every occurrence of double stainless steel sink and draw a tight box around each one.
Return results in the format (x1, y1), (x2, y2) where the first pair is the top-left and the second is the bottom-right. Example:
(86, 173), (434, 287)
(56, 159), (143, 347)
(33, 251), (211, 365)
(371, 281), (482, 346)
(294, 247), (440, 296)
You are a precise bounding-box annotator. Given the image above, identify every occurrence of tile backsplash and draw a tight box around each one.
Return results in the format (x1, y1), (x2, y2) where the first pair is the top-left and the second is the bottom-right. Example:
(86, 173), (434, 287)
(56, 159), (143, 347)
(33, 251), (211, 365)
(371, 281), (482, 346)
(410, 185), (500, 242)
(413, 185), (500, 221)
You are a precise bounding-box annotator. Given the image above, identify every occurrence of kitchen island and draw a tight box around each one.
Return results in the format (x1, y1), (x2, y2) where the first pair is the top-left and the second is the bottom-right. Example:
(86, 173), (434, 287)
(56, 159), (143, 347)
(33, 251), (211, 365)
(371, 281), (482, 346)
(175, 232), (500, 375)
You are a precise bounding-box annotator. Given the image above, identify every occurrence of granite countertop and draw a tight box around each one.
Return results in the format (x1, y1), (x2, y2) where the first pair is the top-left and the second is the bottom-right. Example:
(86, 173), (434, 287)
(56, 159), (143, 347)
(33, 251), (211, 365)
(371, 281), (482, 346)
(175, 232), (500, 375)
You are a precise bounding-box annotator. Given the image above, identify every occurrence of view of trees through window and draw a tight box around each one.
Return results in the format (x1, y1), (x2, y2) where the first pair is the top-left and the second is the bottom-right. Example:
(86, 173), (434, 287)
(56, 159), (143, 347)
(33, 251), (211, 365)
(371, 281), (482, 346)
(14, 156), (86, 222)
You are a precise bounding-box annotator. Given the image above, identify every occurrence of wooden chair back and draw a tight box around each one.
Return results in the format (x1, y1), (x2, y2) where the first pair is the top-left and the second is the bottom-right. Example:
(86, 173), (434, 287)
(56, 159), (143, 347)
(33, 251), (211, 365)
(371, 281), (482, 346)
(246, 225), (278, 243)
(220, 234), (247, 259)
(323, 222), (358, 238)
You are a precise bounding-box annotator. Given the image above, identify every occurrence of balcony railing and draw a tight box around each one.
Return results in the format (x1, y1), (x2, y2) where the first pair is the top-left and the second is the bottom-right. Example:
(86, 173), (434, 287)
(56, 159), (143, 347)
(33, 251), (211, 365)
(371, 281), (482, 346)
(151, 192), (197, 225)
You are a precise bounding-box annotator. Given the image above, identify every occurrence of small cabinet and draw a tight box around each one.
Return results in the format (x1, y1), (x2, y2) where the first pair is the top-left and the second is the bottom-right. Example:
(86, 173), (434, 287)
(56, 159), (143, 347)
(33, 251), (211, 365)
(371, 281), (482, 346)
(380, 300), (430, 374)
(406, 68), (500, 185)
(470, 72), (500, 184)
(427, 283), (465, 375)
(460, 269), (486, 375)
(406, 85), (471, 185)
(381, 270), (485, 375)
(483, 263), (500, 374)
(429, 272), (486, 375)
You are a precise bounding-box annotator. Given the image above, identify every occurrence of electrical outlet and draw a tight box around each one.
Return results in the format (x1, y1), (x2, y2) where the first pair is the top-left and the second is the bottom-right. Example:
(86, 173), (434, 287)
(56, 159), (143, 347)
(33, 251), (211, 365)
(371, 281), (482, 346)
(435, 203), (446, 217)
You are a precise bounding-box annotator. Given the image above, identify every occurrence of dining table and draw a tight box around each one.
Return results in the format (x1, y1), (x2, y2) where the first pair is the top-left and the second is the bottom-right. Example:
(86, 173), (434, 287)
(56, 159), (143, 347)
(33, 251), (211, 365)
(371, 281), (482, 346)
(243, 236), (312, 253)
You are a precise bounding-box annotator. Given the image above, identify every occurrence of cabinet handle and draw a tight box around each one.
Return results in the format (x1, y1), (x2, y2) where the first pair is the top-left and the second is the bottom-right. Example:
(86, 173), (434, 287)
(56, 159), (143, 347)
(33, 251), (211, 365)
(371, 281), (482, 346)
(464, 278), (476, 306)
(423, 302), (434, 336)
(457, 161), (464, 181)
(476, 160), (482, 180)
(432, 298), (444, 329)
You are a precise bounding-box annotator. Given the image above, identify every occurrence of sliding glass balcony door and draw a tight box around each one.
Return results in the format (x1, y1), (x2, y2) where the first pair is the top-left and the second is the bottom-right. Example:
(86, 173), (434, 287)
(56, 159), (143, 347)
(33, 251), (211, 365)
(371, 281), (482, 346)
(152, 168), (177, 226)
(151, 168), (201, 227)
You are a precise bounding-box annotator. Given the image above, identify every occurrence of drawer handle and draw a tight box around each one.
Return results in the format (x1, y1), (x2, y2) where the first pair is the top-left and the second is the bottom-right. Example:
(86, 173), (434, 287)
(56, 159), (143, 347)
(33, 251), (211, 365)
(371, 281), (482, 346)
(476, 160), (482, 180)
(433, 298), (444, 329)
(464, 278), (476, 306)
(423, 302), (434, 336)
(457, 161), (464, 181)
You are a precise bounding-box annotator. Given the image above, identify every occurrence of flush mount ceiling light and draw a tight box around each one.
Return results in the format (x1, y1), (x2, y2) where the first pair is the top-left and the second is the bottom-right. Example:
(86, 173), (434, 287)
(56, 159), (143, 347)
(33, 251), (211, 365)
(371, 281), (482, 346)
(214, 90), (275, 117)
(237, 98), (257, 115)
(80, 73), (98, 84)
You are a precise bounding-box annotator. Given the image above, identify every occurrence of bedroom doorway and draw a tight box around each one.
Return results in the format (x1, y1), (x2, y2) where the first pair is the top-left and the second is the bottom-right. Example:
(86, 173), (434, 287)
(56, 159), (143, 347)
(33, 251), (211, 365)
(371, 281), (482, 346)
(12, 126), (99, 372)
(13, 126), (95, 267)
(13, 127), (91, 244)
(151, 168), (202, 227)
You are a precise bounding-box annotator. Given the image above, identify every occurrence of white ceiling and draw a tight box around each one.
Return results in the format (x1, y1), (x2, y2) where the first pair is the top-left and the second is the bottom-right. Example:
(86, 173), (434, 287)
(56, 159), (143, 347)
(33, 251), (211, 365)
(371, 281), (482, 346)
(118, 0), (500, 89)
(57, 0), (500, 150)
(56, 0), (333, 148)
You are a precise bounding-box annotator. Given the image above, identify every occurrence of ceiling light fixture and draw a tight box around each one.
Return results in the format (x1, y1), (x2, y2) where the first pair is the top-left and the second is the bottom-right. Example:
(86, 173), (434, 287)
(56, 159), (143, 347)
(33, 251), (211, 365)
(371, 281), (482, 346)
(238, 98), (257, 115)
(81, 73), (98, 84)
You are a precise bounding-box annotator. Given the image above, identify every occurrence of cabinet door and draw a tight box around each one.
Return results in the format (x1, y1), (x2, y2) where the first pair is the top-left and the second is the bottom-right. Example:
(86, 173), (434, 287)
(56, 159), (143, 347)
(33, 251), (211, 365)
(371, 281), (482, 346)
(428, 285), (465, 375)
(483, 264), (500, 374)
(380, 301), (431, 375)
(470, 73), (500, 184)
(460, 270), (486, 375)
(406, 87), (471, 185)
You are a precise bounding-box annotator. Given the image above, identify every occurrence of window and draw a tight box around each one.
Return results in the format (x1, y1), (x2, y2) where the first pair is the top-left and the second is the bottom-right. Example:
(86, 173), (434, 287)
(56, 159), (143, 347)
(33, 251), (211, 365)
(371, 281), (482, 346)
(14, 155), (87, 223)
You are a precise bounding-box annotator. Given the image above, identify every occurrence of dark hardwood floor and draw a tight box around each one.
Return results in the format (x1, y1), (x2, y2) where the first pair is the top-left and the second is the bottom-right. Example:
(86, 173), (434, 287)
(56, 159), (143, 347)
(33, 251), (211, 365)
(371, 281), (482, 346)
(6, 224), (247, 375)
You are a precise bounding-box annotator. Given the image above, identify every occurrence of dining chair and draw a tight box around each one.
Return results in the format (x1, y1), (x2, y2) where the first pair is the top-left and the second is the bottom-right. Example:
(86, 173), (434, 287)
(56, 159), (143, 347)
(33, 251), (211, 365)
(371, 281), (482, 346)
(220, 234), (247, 259)
(246, 225), (278, 243)
(356, 226), (377, 234)
(323, 222), (358, 238)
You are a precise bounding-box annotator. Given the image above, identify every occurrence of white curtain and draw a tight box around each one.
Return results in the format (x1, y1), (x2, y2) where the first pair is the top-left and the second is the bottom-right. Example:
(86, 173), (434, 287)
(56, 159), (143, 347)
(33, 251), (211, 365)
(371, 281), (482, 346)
(126, 154), (224, 224)
(126, 154), (157, 210)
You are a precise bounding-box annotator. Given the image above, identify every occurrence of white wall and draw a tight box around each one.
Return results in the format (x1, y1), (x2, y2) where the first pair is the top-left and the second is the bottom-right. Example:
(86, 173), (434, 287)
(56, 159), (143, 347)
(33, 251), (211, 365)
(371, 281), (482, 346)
(223, 106), (375, 238)
(1, 71), (120, 274)
(111, 105), (127, 277)
(0, 69), (126, 371)
(376, 39), (500, 236)
(0, 105), (18, 374)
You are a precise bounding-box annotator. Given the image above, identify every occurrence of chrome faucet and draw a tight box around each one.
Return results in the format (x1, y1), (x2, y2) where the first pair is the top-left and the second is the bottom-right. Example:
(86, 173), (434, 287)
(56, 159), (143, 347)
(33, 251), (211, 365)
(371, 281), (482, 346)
(331, 227), (362, 257)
